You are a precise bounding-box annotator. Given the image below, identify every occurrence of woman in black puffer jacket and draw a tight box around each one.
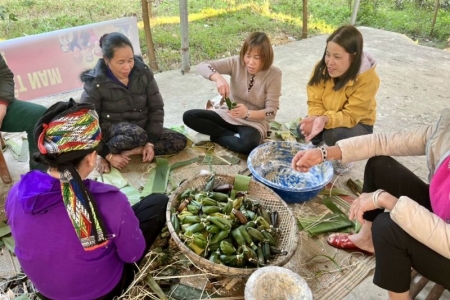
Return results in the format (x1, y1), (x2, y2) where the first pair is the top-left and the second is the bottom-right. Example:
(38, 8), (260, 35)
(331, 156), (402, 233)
(80, 32), (186, 172)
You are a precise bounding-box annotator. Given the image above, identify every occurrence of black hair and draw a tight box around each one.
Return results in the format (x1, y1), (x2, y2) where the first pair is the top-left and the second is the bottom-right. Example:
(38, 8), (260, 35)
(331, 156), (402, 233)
(32, 146), (101, 169)
(308, 25), (363, 91)
(99, 32), (134, 60)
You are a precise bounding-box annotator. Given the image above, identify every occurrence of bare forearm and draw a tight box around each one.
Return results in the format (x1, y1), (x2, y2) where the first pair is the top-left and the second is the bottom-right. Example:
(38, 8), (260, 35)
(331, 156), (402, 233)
(377, 192), (398, 211)
(324, 145), (343, 161)
(244, 108), (266, 121)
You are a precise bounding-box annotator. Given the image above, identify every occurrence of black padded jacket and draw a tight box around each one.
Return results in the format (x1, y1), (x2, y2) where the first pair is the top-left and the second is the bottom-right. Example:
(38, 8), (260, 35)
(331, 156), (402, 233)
(79, 56), (164, 144)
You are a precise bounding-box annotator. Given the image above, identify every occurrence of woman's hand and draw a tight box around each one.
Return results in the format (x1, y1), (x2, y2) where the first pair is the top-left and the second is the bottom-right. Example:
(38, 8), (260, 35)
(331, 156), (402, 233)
(291, 148), (323, 172)
(227, 103), (248, 119)
(349, 191), (389, 224)
(109, 154), (131, 170)
(299, 116), (316, 138)
(215, 76), (230, 98)
(299, 116), (328, 141)
(142, 143), (155, 162)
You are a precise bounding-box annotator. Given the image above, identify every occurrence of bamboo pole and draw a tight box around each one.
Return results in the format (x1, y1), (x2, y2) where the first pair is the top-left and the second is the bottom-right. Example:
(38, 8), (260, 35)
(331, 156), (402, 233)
(430, 0), (440, 36)
(302, 0), (308, 39)
(141, 0), (159, 71)
(179, 0), (190, 74)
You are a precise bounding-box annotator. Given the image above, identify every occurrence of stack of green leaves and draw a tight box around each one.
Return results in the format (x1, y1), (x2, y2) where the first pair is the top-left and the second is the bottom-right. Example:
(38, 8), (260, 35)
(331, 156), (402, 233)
(297, 196), (356, 237)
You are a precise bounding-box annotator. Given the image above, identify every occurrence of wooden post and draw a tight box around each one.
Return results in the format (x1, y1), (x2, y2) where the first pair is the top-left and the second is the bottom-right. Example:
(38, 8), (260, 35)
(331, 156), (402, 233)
(350, 0), (361, 25)
(141, 0), (159, 71)
(430, 0), (440, 36)
(179, 0), (190, 74)
(147, 0), (152, 18)
(302, 0), (308, 39)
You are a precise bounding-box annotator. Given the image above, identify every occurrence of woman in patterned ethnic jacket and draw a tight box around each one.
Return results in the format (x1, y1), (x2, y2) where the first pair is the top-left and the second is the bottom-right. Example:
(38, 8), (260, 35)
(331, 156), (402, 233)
(183, 32), (282, 154)
(80, 32), (187, 173)
(292, 109), (450, 300)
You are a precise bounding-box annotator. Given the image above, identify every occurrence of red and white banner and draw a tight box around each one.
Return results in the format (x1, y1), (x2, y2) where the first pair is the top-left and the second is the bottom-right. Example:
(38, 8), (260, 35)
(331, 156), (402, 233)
(0, 17), (140, 101)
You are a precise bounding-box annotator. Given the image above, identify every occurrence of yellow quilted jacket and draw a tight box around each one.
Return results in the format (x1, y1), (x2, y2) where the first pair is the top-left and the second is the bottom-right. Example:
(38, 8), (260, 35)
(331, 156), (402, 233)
(307, 53), (380, 129)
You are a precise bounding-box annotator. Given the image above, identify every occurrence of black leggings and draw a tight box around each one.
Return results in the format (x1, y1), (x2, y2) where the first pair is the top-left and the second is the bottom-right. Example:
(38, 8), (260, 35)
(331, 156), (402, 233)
(362, 156), (450, 292)
(40, 193), (168, 300)
(183, 109), (261, 154)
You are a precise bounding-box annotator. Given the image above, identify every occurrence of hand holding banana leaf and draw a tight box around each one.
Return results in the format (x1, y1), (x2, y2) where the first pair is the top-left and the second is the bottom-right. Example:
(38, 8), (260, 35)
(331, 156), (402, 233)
(227, 103), (248, 119)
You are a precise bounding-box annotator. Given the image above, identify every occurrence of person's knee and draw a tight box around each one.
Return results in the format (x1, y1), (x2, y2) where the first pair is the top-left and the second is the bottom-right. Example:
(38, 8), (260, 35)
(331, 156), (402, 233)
(182, 110), (196, 124)
(133, 193), (168, 220)
(142, 193), (169, 210)
(366, 156), (395, 174)
(322, 130), (338, 146)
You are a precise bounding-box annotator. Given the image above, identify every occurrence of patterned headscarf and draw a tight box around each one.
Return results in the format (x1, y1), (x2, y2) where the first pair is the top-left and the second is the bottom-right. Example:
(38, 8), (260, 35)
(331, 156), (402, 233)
(35, 99), (107, 251)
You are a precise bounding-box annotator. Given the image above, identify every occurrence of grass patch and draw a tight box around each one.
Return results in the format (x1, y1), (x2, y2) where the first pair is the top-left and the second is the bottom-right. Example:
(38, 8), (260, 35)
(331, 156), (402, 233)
(1, 0), (449, 71)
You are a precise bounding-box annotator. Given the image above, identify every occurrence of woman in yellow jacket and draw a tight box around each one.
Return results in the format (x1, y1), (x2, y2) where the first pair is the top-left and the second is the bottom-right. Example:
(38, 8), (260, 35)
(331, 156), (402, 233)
(299, 25), (380, 172)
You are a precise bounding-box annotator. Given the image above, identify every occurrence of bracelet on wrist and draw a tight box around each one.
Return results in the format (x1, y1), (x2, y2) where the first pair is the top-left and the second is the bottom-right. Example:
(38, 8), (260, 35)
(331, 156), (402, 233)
(372, 189), (384, 209)
(318, 146), (327, 163)
(106, 153), (113, 162)
(244, 109), (250, 120)
(147, 142), (154, 148)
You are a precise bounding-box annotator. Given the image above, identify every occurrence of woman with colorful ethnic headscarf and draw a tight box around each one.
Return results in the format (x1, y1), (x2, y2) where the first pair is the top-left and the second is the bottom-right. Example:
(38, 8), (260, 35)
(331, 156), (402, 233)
(80, 32), (187, 173)
(5, 99), (168, 299)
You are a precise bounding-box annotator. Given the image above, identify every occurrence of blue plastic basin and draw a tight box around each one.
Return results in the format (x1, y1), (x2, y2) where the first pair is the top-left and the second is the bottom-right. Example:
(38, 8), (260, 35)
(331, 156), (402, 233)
(247, 141), (333, 203)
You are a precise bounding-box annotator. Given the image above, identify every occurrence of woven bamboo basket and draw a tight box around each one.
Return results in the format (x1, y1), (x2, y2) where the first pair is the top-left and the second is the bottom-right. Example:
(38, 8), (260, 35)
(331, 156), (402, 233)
(166, 173), (299, 276)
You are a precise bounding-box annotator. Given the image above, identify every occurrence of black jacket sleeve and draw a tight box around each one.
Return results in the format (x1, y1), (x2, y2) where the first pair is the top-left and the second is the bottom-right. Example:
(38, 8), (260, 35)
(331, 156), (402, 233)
(144, 68), (164, 143)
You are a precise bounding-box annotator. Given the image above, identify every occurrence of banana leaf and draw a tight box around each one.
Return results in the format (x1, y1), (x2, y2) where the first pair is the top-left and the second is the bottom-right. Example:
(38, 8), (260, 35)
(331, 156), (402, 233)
(170, 157), (198, 171)
(100, 167), (128, 189)
(120, 186), (141, 205)
(275, 130), (296, 142)
(319, 186), (351, 196)
(233, 174), (251, 192)
(141, 158), (170, 196)
(270, 121), (283, 130)
(18, 138), (29, 162)
(169, 124), (189, 136)
(347, 178), (363, 196)
(284, 120), (301, 130)
(145, 274), (167, 300)
(3, 236), (15, 253)
(324, 196), (362, 234)
(297, 213), (353, 237)
(0, 223), (11, 237)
